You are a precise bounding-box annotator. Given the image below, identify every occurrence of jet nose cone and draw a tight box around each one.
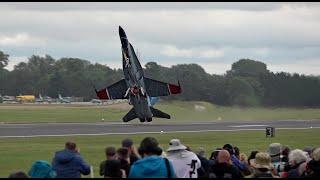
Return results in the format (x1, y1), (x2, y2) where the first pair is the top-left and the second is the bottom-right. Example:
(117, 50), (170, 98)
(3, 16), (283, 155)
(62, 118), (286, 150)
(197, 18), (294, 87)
(119, 26), (127, 39)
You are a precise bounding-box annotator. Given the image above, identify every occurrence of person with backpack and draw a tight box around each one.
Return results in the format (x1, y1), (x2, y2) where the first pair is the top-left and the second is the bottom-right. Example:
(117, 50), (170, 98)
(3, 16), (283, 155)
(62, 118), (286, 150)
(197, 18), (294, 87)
(128, 137), (176, 178)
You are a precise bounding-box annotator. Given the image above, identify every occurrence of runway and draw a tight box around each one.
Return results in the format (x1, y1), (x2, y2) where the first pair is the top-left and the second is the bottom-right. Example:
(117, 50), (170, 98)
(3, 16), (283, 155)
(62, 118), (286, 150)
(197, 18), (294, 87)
(0, 119), (319, 138)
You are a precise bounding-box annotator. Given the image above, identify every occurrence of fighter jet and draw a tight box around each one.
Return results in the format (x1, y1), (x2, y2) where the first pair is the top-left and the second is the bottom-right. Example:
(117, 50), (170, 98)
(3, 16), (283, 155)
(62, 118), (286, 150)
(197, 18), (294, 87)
(95, 26), (182, 122)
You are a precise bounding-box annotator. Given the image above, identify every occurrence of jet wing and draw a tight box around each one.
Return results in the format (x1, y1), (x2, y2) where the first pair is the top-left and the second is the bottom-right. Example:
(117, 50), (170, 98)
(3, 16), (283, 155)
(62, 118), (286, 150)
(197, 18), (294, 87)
(95, 79), (128, 100)
(144, 77), (182, 97)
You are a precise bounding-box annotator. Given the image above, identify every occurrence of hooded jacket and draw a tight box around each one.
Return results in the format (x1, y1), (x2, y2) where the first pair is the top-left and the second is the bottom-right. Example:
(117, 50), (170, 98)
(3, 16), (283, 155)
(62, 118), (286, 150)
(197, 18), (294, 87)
(52, 149), (90, 178)
(128, 155), (176, 178)
(28, 160), (56, 178)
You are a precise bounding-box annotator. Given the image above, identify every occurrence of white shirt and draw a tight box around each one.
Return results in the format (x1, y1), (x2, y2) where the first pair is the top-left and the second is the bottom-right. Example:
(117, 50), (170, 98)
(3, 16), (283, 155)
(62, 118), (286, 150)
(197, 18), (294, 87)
(167, 150), (201, 178)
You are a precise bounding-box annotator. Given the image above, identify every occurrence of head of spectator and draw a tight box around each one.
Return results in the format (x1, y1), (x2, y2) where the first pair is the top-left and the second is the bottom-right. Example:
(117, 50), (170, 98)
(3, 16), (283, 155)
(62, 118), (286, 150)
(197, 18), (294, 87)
(286, 149), (308, 177)
(281, 146), (291, 162)
(8, 171), (28, 178)
(117, 147), (129, 161)
(223, 144), (234, 155)
(28, 160), (56, 178)
(122, 138), (133, 151)
(129, 137), (176, 178)
(138, 137), (162, 158)
(105, 147), (116, 160)
(240, 153), (248, 164)
(65, 141), (78, 152)
(312, 147), (320, 161)
(289, 149), (308, 166)
(252, 153), (273, 170)
(196, 147), (206, 158)
(248, 150), (259, 166)
(207, 149), (243, 179)
(248, 152), (278, 178)
(307, 147), (320, 177)
(166, 139), (201, 178)
(289, 149), (308, 167)
(217, 150), (231, 164)
(303, 146), (313, 158)
(122, 138), (140, 163)
(267, 143), (282, 162)
(52, 141), (91, 178)
(167, 139), (187, 152)
(210, 148), (222, 160)
(234, 146), (240, 159)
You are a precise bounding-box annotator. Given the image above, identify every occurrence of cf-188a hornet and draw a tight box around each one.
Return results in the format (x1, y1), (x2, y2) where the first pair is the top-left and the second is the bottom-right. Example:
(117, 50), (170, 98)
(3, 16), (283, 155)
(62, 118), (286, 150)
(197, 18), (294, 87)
(95, 26), (182, 122)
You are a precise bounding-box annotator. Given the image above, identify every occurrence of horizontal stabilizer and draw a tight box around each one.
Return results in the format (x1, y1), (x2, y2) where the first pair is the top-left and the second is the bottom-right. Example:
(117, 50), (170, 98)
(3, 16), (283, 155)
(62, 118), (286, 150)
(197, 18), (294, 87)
(150, 107), (171, 119)
(123, 108), (137, 122)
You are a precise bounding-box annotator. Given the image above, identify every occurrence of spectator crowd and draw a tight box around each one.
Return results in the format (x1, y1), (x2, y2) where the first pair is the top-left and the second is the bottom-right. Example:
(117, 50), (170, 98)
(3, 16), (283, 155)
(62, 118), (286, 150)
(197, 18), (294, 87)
(8, 137), (320, 178)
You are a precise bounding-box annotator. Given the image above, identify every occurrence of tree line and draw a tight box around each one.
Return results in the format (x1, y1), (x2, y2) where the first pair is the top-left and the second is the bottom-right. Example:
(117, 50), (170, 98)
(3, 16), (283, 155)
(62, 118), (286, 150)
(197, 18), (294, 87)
(1, 50), (320, 107)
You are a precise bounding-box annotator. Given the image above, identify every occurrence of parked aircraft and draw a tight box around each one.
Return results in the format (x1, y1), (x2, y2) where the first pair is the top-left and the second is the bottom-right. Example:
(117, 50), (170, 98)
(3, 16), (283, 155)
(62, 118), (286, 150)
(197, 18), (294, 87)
(95, 26), (182, 122)
(90, 98), (103, 104)
(16, 95), (35, 103)
(0, 95), (16, 103)
(36, 94), (54, 103)
(35, 94), (44, 103)
(58, 94), (71, 103)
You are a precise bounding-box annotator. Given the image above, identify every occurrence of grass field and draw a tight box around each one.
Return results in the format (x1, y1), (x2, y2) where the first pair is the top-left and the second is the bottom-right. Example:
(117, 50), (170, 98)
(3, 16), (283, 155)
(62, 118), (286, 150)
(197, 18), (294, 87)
(0, 101), (320, 123)
(0, 129), (319, 177)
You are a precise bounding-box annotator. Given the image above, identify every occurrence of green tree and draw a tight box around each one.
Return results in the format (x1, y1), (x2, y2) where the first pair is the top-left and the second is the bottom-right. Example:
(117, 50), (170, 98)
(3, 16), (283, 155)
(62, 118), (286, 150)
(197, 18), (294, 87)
(226, 77), (259, 106)
(0, 50), (9, 69)
(228, 59), (269, 77)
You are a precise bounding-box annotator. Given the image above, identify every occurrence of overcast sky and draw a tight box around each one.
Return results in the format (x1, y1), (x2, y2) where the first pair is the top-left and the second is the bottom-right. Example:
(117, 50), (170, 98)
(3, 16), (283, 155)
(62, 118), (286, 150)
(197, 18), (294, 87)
(1, 2), (320, 75)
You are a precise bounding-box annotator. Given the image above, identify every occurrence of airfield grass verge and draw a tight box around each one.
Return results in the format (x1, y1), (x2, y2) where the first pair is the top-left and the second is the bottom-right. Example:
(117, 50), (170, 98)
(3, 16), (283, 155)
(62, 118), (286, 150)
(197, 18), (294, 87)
(0, 129), (319, 177)
(0, 101), (320, 123)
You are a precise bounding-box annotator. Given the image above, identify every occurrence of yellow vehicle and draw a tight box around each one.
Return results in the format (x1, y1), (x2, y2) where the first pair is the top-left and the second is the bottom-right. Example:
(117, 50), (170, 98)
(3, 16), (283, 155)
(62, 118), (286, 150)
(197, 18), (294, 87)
(16, 95), (35, 103)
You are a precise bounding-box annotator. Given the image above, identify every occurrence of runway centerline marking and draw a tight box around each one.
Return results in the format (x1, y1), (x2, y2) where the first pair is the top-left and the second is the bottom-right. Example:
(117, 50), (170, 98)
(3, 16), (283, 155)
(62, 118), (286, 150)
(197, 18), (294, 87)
(0, 127), (319, 138)
(229, 125), (267, 128)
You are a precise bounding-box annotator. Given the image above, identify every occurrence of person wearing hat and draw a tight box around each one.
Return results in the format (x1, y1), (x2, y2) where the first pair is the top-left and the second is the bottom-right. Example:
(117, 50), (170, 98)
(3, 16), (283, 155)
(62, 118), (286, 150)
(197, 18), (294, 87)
(267, 143), (286, 176)
(166, 139), (201, 178)
(121, 138), (140, 165)
(246, 152), (279, 178)
(28, 160), (56, 178)
(128, 137), (176, 178)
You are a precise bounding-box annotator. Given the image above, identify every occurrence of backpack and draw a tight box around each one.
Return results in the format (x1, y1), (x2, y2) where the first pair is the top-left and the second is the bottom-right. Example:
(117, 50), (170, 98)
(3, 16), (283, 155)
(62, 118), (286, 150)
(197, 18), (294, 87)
(164, 158), (172, 178)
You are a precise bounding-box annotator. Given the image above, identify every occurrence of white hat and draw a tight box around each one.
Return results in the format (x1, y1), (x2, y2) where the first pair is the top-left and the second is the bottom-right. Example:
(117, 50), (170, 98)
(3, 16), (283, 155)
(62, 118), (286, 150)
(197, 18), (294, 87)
(167, 139), (187, 152)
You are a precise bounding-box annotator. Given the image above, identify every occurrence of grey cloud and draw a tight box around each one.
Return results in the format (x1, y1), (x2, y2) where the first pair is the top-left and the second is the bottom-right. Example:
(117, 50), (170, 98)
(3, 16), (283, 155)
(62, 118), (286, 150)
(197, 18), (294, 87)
(0, 2), (320, 75)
